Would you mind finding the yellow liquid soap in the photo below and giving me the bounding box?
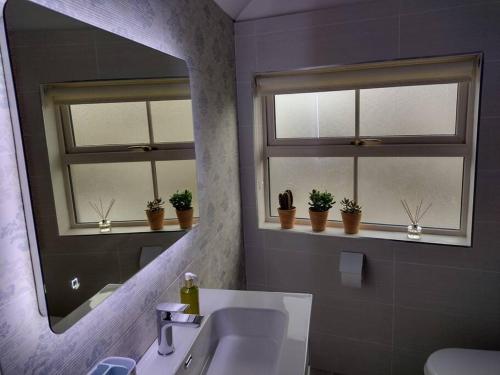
[180,273,200,314]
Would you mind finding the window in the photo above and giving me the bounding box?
[44,79,197,229]
[257,55,481,238]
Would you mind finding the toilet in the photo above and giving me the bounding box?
[425,348,500,375]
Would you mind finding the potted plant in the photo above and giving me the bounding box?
[340,198,362,234]
[146,197,165,230]
[278,189,296,229]
[308,189,335,232]
[169,189,193,230]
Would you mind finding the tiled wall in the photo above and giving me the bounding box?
[0,0,243,374]
[235,1,500,374]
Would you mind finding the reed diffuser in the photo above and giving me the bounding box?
[89,198,115,233]
[401,199,432,240]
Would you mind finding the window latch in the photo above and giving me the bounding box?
[351,138,382,146]
[127,145,155,152]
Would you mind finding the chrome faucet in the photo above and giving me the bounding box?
[156,302,203,356]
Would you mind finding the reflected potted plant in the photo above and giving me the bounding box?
[340,198,362,234]
[308,189,335,232]
[169,189,193,230]
[146,197,165,230]
[278,189,296,229]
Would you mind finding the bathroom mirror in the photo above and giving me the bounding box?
[4,0,198,333]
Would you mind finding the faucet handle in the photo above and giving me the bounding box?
[156,303,189,313]
[156,302,203,326]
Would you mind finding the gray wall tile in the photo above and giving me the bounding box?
[400,3,500,61]
[480,61,500,118]
[237,123,255,169]
[310,332,392,375]
[311,295,393,345]
[235,35,257,82]
[251,0,399,36]
[244,245,266,285]
[394,306,500,353]
[477,117,500,170]
[391,349,429,375]
[475,169,500,222]
[395,262,500,317]
[236,82,255,127]
[256,18,399,72]
[236,1,500,374]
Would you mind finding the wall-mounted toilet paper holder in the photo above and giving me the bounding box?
[339,251,365,288]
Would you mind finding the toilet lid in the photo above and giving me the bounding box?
[425,348,500,375]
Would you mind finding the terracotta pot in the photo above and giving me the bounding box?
[341,211,362,234]
[146,209,165,230]
[176,208,194,230]
[309,209,329,232]
[278,208,296,229]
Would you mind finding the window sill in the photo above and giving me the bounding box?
[259,222,470,247]
[59,224,195,236]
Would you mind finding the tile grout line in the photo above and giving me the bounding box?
[397,5,401,59]
[391,244,396,375]
[308,330,393,348]
[394,259,500,274]
[399,0,500,17]
[251,14,399,38]
[394,303,500,318]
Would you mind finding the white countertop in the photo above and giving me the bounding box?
[137,288,312,375]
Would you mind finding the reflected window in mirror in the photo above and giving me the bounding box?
[43,79,198,234]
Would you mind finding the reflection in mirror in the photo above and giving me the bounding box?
[5,0,198,332]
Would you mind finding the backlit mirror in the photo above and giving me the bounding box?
[5,0,198,332]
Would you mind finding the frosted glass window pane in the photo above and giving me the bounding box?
[71,162,154,222]
[275,93,316,138]
[269,157,354,220]
[150,100,194,143]
[358,157,463,229]
[275,91,355,138]
[156,160,198,219]
[71,102,149,146]
[360,84,458,136]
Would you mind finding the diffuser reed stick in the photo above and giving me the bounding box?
[89,198,115,221]
[401,199,432,225]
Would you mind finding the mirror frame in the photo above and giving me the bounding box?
[0,0,197,320]
[0,2,47,315]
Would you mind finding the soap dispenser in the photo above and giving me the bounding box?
[180,272,200,314]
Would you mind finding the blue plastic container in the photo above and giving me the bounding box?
[87,357,136,375]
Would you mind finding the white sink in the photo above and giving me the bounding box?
[137,289,312,375]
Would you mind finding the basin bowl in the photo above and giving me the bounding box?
[175,307,287,375]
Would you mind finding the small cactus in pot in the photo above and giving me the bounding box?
[278,189,296,229]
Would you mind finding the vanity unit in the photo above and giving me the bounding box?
[138,289,313,375]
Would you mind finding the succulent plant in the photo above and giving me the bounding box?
[340,198,362,214]
[308,189,335,212]
[278,189,295,210]
[146,197,165,213]
[169,190,192,211]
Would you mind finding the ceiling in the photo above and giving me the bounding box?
[213,0,361,21]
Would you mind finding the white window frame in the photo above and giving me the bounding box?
[258,54,482,238]
[45,78,196,229]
